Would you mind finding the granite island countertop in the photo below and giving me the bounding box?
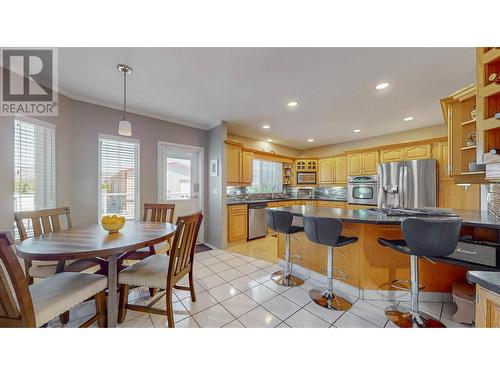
[267,206,500,229]
[467,271,500,294]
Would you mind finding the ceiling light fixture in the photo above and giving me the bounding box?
[266,139,273,142]
[287,101,299,107]
[403,116,414,122]
[375,82,390,90]
[117,64,133,136]
[262,124,271,129]
[353,129,361,133]
[307,139,314,142]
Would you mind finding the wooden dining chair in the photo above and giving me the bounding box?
[14,207,99,284]
[117,211,203,328]
[0,231,108,328]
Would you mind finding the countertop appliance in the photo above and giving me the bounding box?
[297,172,316,185]
[347,175,379,205]
[377,159,436,209]
[248,203,268,240]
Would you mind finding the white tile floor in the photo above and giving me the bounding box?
[50,247,470,328]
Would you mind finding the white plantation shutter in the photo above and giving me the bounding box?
[99,137,139,220]
[14,119,56,238]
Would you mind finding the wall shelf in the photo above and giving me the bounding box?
[461,145,477,150]
[461,119,476,126]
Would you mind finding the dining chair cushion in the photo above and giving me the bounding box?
[119,254,170,289]
[29,272,107,327]
[28,259,79,278]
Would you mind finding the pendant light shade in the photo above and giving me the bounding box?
[118,120,132,136]
[117,64,133,136]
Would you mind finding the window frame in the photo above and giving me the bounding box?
[248,158,283,193]
[13,116,56,238]
[98,134,140,222]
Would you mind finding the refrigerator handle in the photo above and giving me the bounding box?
[403,164,408,208]
[398,166,404,208]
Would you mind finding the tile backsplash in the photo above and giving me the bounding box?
[487,184,500,222]
[227,185,347,201]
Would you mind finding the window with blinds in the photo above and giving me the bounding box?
[14,119,56,238]
[99,137,139,220]
[247,159,282,193]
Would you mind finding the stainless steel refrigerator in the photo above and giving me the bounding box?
[377,159,437,208]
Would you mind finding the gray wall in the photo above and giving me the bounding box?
[0,93,211,236]
[206,123,227,249]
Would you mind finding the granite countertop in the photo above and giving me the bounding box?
[226,197,347,205]
[467,271,500,294]
[267,206,500,229]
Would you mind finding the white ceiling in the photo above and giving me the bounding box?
[57,48,475,149]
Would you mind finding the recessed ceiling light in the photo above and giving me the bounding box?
[262,124,270,129]
[353,129,361,133]
[266,139,273,142]
[375,82,390,90]
[403,116,414,122]
[307,139,314,142]
[287,101,299,107]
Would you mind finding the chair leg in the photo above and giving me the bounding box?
[189,270,196,302]
[95,291,107,328]
[59,311,70,324]
[166,288,175,328]
[24,259,33,284]
[149,288,157,297]
[118,284,129,324]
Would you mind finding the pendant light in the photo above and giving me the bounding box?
[117,64,133,136]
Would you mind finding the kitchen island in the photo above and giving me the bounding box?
[268,205,500,298]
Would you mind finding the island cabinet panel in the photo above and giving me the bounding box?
[227,205,247,242]
[476,286,500,328]
[277,223,467,292]
[277,223,361,288]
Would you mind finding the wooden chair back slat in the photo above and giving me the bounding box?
[0,232,36,327]
[14,207,72,241]
[168,212,203,280]
[142,203,175,224]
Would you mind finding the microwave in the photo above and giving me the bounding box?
[297,172,316,185]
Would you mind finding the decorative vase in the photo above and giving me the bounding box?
[471,105,477,120]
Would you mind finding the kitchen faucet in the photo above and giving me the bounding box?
[271,185,279,199]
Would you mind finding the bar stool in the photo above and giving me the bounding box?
[265,209,304,287]
[303,216,358,310]
[378,217,462,328]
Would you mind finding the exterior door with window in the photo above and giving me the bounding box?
[158,142,204,242]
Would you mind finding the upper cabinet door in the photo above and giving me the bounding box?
[226,144,241,184]
[334,156,347,183]
[241,151,253,183]
[318,158,334,183]
[362,151,379,174]
[405,144,431,160]
[380,147,404,163]
[347,153,363,176]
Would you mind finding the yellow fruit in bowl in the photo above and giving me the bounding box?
[101,215,126,234]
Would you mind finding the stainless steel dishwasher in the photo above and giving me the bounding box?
[248,203,268,240]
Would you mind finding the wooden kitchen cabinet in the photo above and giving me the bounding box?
[226,142,253,185]
[316,200,346,208]
[334,156,347,183]
[226,143,241,185]
[438,180,480,210]
[318,158,334,183]
[475,286,500,328]
[241,150,253,183]
[348,151,379,176]
[379,144,431,163]
[227,204,248,242]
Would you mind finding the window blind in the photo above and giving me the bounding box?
[14,119,56,238]
[99,137,139,220]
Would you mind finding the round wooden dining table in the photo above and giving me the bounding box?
[16,221,177,327]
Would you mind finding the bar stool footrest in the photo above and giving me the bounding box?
[390,279,424,291]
